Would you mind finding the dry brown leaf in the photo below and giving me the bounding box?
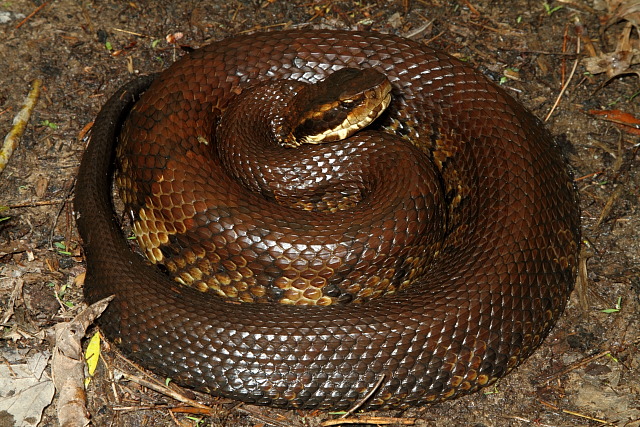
[52,296,113,427]
[603,0,640,33]
[582,1,640,81]
[583,22,640,77]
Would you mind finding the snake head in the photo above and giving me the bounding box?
[281,67,392,147]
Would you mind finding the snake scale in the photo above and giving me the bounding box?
[75,30,580,410]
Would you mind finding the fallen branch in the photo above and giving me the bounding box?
[0,79,43,174]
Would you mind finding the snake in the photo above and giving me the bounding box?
[74,29,580,410]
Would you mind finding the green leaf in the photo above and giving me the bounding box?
[40,120,59,129]
[55,241,72,256]
[601,296,622,314]
[543,2,563,15]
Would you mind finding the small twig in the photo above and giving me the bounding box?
[545,21,581,122]
[167,408,182,425]
[576,249,590,312]
[323,416,415,426]
[423,29,447,45]
[47,182,75,249]
[93,348,121,405]
[594,185,623,230]
[119,372,213,410]
[111,404,190,412]
[574,170,604,182]
[405,19,433,39]
[560,23,571,85]
[537,400,615,425]
[238,22,291,34]
[15,2,48,29]
[499,48,581,56]
[340,374,386,418]
[461,0,480,18]
[538,350,612,385]
[77,121,94,142]
[561,409,612,425]
[112,28,151,38]
[235,406,294,427]
[0,79,42,174]
[5,198,71,209]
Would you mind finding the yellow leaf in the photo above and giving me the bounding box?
[84,331,102,387]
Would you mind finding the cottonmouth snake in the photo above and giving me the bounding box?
[75,29,580,409]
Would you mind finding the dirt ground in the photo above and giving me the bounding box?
[1,0,639,426]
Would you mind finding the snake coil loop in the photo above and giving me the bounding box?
[75,30,580,409]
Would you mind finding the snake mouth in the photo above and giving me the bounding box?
[285,67,393,147]
[300,89,392,144]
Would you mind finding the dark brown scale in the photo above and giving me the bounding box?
[75,30,580,410]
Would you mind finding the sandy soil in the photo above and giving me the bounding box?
[0,1,638,426]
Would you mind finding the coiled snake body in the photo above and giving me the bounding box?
[75,30,580,409]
